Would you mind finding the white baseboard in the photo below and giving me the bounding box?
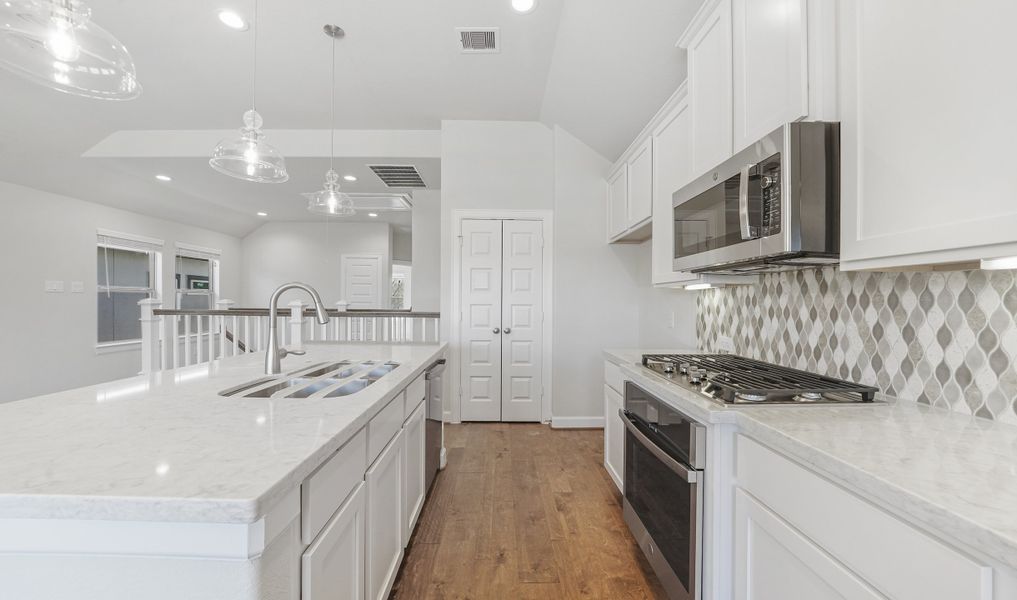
[550,416,605,429]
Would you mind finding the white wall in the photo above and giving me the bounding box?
[633,241,698,349]
[0,180,242,403]
[551,126,645,422]
[240,221,392,307]
[410,190,441,312]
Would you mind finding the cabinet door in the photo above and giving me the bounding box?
[607,165,629,239]
[733,489,885,600]
[603,384,624,493]
[402,400,426,546]
[687,0,733,178]
[651,97,700,285]
[732,0,808,152]
[302,483,366,600]
[840,0,1017,270]
[626,138,653,227]
[366,429,404,600]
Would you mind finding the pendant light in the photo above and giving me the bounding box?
[209,0,288,183]
[0,0,141,100]
[304,24,355,216]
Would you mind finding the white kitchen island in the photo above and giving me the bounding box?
[0,342,446,600]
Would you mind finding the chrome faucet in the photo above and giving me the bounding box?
[265,282,330,375]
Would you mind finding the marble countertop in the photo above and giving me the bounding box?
[605,349,1017,570]
[0,342,446,525]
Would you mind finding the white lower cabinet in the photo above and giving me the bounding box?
[602,364,625,493]
[302,483,367,600]
[734,488,883,600]
[366,428,405,600]
[402,398,426,546]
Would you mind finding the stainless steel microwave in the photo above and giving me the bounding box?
[672,122,840,275]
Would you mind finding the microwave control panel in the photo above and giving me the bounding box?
[758,153,782,237]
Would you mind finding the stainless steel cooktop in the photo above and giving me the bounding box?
[641,354,878,405]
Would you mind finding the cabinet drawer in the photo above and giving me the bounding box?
[604,361,624,394]
[736,435,991,600]
[369,392,405,466]
[302,427,367,546]
[403,374,426,421]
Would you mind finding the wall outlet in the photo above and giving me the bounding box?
[45,280,64,293]
[70,281,85,293]
[717,335,735,353]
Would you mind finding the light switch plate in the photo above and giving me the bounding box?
[70,281,84,293]
[45,280,65,293]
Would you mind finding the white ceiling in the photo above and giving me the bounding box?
[0,0,703,237]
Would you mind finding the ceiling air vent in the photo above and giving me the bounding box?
[368,164,427,188]
[456,27,499,53]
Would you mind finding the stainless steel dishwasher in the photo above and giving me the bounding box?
[424,358,446,491]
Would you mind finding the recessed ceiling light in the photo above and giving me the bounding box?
[511,0,536,13]
[217,10,248,31]
[368,213,378,218]
[343,174,357,182]
[256,211,268,217]
[155,174,172,182]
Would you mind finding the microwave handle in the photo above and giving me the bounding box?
[739,163,755,240]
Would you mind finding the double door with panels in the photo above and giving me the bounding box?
[460,219,543,422]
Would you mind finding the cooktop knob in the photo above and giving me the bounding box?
[689,369,704,385]
[679,362,691,375]
[662,363,675,374]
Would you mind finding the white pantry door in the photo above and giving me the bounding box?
[341,254,384,309]
[500,220,543,422]
[459,219,544,422]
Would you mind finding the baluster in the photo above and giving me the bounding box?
[160,311,172,370]
[183,315,192,366]
[231,315,239,356]
[217,300,234,359]
[254,316,262,352]
[196,314,206,364]
[288,300,305,351]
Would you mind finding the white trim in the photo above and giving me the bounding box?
[676,0,724,49]
[96,228,165,251]
[0,487,299,559]
[95,339,143,354]
[175,242,222,261]
[551,416,605,429]
[449,209,554,424]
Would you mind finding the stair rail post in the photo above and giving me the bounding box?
[289,299,306,351]
[139,297,162,374]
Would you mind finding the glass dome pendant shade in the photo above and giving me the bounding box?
[209,109,289,183]
[304,169,355,216]
[0,0,141,100]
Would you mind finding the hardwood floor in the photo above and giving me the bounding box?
[390,423,667,600]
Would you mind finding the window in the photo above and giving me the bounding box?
[391,264,412,310]
[97,232,162,345]
[175,244,221,334]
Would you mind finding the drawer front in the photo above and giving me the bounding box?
[302,427,368,545]
[736,435,991,600]
[604,361,624,394]
[403,374,426,421]
[369,392,406,465]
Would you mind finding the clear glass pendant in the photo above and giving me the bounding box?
[304,169,356,216]
[209,109,289,184]
[0,0,141,100]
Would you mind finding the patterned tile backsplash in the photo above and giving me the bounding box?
[696,267,1017,423]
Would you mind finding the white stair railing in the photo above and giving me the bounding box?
[139,298,441,374]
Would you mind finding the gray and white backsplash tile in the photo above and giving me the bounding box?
[696,267,1017,423]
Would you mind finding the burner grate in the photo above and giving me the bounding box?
[641,354,878,403]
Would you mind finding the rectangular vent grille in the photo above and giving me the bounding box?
[457,27,499,53]
[369,165,426,188]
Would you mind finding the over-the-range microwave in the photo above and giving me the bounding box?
[672,122,840,275]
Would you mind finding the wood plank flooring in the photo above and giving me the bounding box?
[390,423,666,600]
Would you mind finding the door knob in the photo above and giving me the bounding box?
[504,328,512,334]
[493,328,500,334]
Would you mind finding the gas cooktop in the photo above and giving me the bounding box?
[641,354,878,405]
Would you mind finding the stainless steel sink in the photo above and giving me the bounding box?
[218,360,400,399]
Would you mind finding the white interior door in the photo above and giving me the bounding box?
[459,220,503,421]
[458,219,544,422]
[342,254,384,309]
[500,220,543,422]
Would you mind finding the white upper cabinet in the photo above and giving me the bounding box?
[626,138,653,229]
[839,0,1017,270]
[681,0,733,180]
[651,90,698,285]
[607,165,629,240]
[731,0,808,152]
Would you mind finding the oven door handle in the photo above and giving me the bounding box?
[619,409,698,483]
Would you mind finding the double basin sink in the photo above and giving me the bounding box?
[219,360,400,399]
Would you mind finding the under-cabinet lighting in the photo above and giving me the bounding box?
[217,10,248,31]
[368,212,378,217]
[154,174,172,182]
[256,211,268,217]
[684,283,717,291]
[981,256,1017,270]
[343,175,357,182]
